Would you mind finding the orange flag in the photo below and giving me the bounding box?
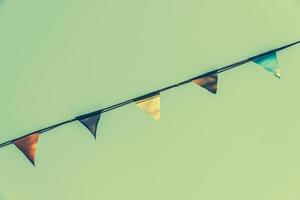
[192,73,218,94]
[14,133,39,166]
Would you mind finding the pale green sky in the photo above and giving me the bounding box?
[0,0,300,200]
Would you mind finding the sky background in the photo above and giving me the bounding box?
[0,0,300,199]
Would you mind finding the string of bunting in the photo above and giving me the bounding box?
[0,41,299,166]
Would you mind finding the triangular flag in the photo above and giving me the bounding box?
[136,93,160,121]
[77,113,101,139]
[13,133,39,166]
[192,73,218,94]
[252,52,281,78]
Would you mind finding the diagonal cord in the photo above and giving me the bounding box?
[0,40,299,149]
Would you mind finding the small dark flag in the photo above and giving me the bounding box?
[192,73,218,94]
[77,112,101,139]
[14,133,39,166]
[252,52,280,78]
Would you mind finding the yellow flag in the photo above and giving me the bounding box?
[136,94,160,121]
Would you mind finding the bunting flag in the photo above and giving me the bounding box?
[0,41,299,167]
[252,52,281,78]
[192,73,218,94]
[77,112,101,139]
[13,133,39,166]
[136,93,160,121]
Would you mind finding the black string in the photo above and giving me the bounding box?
[0,40,299,149]
[0,141,12,148]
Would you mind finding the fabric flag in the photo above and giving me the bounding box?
[252,52,280,78]
[192,73,218,94]
[77,112,101,139]
[136,93,160,121]
[13,133,39,166]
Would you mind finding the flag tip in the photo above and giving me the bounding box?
[31,161,36,167]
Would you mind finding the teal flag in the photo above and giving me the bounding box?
[252,52,280,78]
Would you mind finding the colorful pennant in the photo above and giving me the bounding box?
[192,73,218,94]
[13,133,39,166]
[77,112,101,139]
[0,41,298,166]
[252,52,281,78]
[136,93,160,121]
